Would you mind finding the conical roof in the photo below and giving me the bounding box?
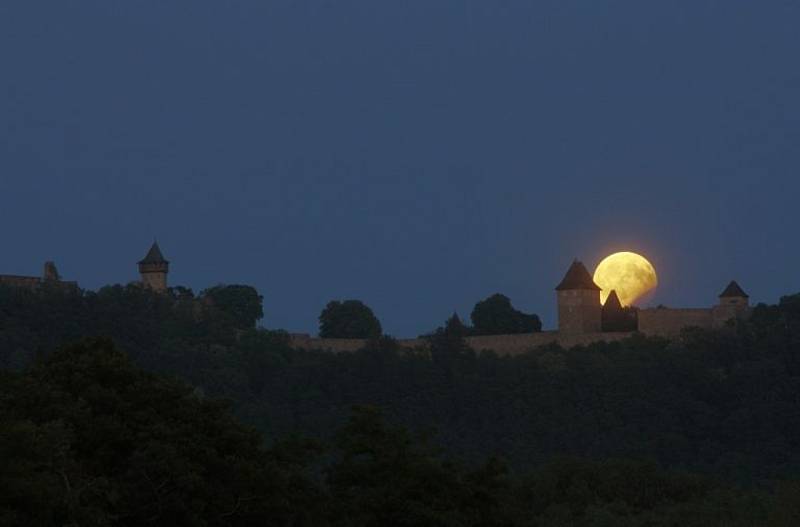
[603,289,622,310]
[138,242,169,265]
[555,260,602,291]
[719,280,748,298]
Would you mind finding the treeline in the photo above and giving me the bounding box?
[320,293,542,338]
[2,338,797,526]
[1,283,800,487]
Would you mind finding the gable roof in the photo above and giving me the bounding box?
[555,260,602,291]
[603,289,622,310]
[138,242,169,265]
[719,280,748,298]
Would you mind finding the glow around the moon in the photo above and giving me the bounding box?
[593,252,658,306]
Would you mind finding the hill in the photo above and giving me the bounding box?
[1,282,800,486]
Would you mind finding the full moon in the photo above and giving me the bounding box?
[593,252,658,306]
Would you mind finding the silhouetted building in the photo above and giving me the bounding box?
[0,261,76,290]
[555,259,602,334]
[601,289,638,332]
[138,242,169,292]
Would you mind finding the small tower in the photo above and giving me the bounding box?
[555,259,602,334]
[138,242,169,292]
[712,280,749,327]
[42,261,61,281]
[601,289,623,331]
[718,280,749,307]
[601,289,638,332]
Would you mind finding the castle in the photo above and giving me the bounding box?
[0,242,170,293]
[0,261,77,290]
[554,259,751,337]
[290,259,752,355]
[2,247,751,355]
[137,242,170,292]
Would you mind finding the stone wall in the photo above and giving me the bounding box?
[711,305,751,329]
[289,331,634,356]
[557,290,602,334]
[0,275,43,290]
[289,334,385,353]
[637,308,713,336]
[141,272,168,292]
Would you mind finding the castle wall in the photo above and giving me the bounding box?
[465,331,632,355]
[289,331,634,356]
[711,305,751,328]
[289,334,384,353]
[0,275,42,290]
[637,308,713,336]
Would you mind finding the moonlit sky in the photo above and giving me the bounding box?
[1,1,799,336]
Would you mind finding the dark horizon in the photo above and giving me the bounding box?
[2,1,799,336]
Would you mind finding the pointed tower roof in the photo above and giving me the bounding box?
[138,242,169,265]
[719,280,748,298]
[603,289,623,310]
[555,260,602,291]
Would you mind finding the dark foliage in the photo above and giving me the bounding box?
[2,341,793,526]
[0,338,323,526]
[202,284,264,329]
[471,293,542,335]
[2,283,800,509]
[319,300,382,339]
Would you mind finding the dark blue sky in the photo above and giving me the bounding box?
[1,1,798,336]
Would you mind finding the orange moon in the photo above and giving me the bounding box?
[593,252,658,306]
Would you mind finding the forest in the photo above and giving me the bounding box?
[1,282,800,525]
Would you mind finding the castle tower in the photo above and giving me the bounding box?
[712,280,749,327]
[42,261,61,281]
[718,280,749,307]
[555,259,602,334]
[601,289,623,331]
[138,242,169,292]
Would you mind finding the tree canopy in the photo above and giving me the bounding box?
[319,300,382,339]
[2,341,791,526]
[2,282,800,525]
[202,284,264,329]
[0,338,319,526]
[470,293,542,335]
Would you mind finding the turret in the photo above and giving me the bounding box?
[555,259,602,334]
[138,242,169,292]
[712,280,749,327]
[601,289,638,332]
[42,261,61,281]
[718,280,749,307]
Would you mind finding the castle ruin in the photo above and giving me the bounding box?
[0,261,77,290]
[1,242,170,293]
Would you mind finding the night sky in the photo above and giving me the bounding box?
[1,1,798,336]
